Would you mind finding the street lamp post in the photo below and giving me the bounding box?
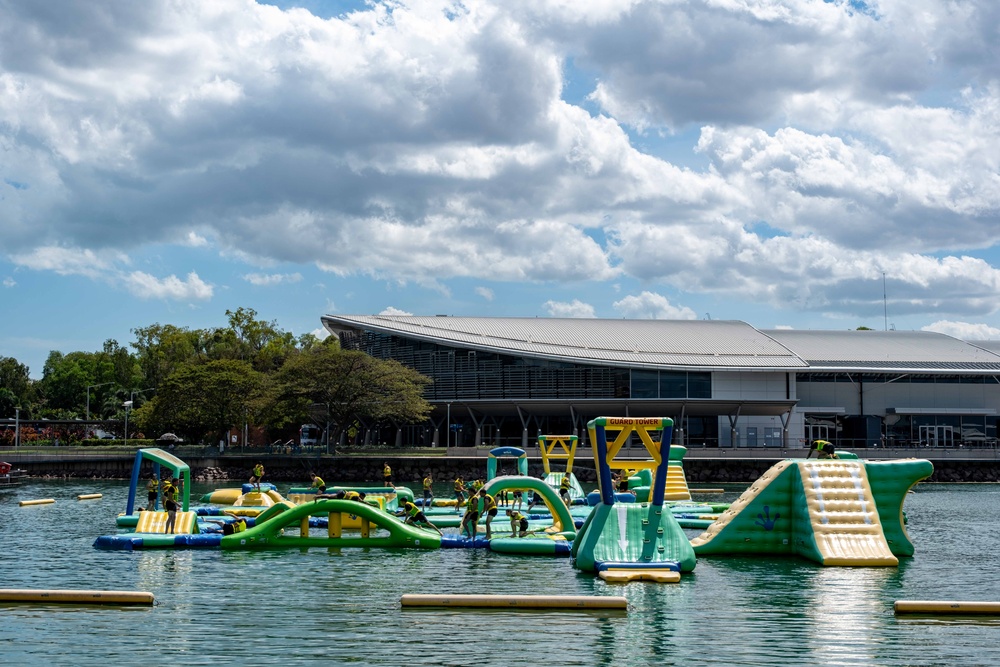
[86,382,114,421]
[123,400,133,448]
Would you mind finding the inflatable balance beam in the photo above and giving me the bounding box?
[0,589,155,605]
[400,594,627,610]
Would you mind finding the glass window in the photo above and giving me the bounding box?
[659,372,687,398]
[632,370,658,398]
[688,372,712,398]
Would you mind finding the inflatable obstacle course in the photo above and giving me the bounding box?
[573,417,696,576]
[689,458,932,566]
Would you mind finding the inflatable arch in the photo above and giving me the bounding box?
[126,448,191,514]
[221,498,441,550]
[487,447,528,479]
[481,476,576,536]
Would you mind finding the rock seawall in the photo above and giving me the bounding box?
[14,456,1000,484]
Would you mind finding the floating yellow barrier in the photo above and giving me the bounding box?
[690,488,725,494]
[894,600,1000,616]
[0,589,155,605]
[400,594,627,610]
[78,493,103,500]
[599,570,681,583]
[19,498,55,506]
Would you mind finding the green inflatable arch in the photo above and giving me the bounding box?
[221,498,441,550]
[481,476,576,537]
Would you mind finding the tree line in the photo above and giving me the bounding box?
[0,307,432,447]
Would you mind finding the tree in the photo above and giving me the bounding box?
[273,342,432,446]
[139,359,264,445]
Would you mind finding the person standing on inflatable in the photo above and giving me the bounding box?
[250,462,264,492]
[422,471,434,507]
[383,462,392,487]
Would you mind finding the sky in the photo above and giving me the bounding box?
[3,0,1000,379]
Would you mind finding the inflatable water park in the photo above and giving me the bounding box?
[93,416,934,583]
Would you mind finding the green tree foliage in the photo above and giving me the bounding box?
[131,323,202,389]
[36,340,142,418]
[138,359,264,445]
[274,341,433,444]
[0,356,31,416]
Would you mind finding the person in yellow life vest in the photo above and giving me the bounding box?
[146,474,159,510]
[559,474,572,507]
[808,440,838,459]
[309,472,326,494]
[480,491,498,539]
[163,477,180,534]
[343,490,366,502]
[506,509,529,537]
[422,472,434,508]
[249,462,264,492]
[460,490,480,539]
[399,500,443,535]
[454,477,466,510]
[383,462,392,487]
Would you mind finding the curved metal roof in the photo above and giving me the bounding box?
[762,329,1000,372]
[323,315,808,370]
[322,315,1000,373]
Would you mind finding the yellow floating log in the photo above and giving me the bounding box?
[690,488,726,494]
[400,594,627,610]
[78,493,103,500]
[0,589,155,605]
[895,600,1000,616]
[19,498,55,506]
[599,570,681,584]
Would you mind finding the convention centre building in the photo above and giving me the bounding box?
[321,315,1000,452]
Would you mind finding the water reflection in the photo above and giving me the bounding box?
[5,480,1000,666]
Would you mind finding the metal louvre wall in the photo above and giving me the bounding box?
[343,331,623,400]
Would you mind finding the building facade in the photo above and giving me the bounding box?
[322,315,1000,451]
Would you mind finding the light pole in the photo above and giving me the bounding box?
[86,382,114,421]
[14,406,20,451]
[123,400,133,448]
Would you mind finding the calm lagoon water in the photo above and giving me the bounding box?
[3,479,1000,666]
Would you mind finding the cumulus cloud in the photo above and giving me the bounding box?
[242,272,303,286]
[613,291,697,320]
[310,326,330,340]
[475,286,494,301]
[3,277,15,288]
[125,271,213,301]
[923,320,1000,341]
[1,0,1000,329]
[380,306,413,316]
[544,299,596,318]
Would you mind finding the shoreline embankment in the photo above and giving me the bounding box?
[7,454,1000,484]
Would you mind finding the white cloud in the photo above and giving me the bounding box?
[544,299,595,318]
[923,320,1000,341]
[242,272,303,286]
[475,286,494,301]
[380,306,413,316]
[310,327,330,340]
[10,246,121,280]
[183,232,210,247]
[612,292,697,320]
[125,271,213,301]
[3,277,15,288]
[2,0,1000,330]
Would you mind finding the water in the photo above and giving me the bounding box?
[3,479,1000,666]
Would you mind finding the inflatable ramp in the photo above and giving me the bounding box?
[136,510,198,535]
[572,501,696,572]
[690,458,932,566]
